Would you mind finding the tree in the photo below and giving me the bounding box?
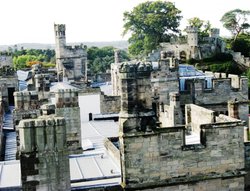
[123,1,182,56]
[187,17,211,37]
[87,46,130,74]
[220,9,250,40]
[231,33,250,57]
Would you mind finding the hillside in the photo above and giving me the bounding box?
[0,41,128,51]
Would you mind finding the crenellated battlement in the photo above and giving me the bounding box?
[19,116,66,153]
[54,89,82,154]
[14,91,39,110]
[18,115,71,190]
[120,103,246,189]
[54,89,79,108]
[181,74,248,98]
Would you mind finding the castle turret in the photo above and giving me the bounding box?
[54,24,66,58]
[186,26,198,47]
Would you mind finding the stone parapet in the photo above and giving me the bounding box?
[18,116,70,191]
[14,91,39,110]
[55,89,79,108]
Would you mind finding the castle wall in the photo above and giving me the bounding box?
[120,117,245,190]
[19,116,70,191]
[185,104,215,134]
[118,61,246,190]
[245,142,250,189]
[180,75,249,123]
[54,89,82,154]
[100,93,120,114]
[0,76,18,109]
[140,177,244,191]
[151,52,179,106]
[13,91,41,126]
[159,92,183,127]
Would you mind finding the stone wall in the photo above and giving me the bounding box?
[120,120,245,190]
[245,142,250,189]
[230,51,250,68]
[54,89,82,154]
[19,116,70,191]
[100,92,120,114]
[0,76,18,109]
[151,51,179,106]
[141,177,244,191]
[13,91,41,126]
[180,75,249,123]
[118,60,246,190]
[104,137,120,164]
[185,104,215,134]
[159,92,183,127]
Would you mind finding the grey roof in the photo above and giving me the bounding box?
[0,160,21,189]
[81,120,119,153]
[70,153,120,182]
[50,82,80,92]
[17,70,32,81]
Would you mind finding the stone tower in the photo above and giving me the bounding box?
[186,26,198,47]
[54,24,87,81]
[19,116,70,191]
[119,62,156,188]
[186,26,199,59]
[54,24,66,56]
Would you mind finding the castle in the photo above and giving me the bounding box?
[147,26,225,62]
[0,24,248,190]
[54,24,87,82]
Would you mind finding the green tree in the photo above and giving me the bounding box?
[87,46,130,74]
[187,17,211,37]
[231,33,250,57]
[220,9,250,40]
[123,1,182,56]
[12,49,56,70]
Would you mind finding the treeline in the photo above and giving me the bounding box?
[1,46,130,74]
[12,49,56,70]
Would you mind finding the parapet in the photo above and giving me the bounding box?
[19,116,66,153]
[54,89,79,108]
[14,91,39,110]
[54,24,65,37]
[119,62,152,78]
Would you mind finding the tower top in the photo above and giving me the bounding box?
[54,24,66,38]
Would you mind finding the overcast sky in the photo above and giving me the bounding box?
[0,0,249,45]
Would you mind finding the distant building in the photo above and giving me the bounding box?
[54,24,87,82]
[148,26,225,62]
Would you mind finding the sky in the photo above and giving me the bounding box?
[0,0,249,45]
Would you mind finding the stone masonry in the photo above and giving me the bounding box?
[118,62,246,190]
[54,24,87,81]
[18,116,70,191]
[54,89,82,154]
